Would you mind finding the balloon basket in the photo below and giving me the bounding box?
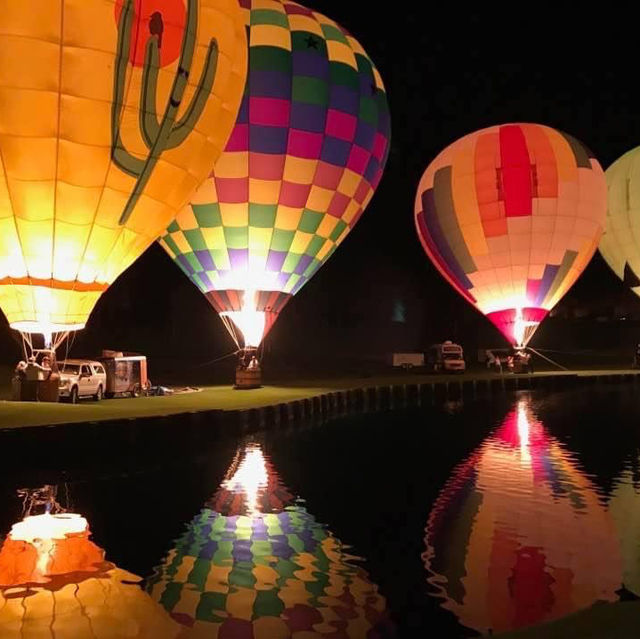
[234,367,262,390]
[12,378,60,402]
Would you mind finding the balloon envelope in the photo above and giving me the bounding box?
[414,124,606,346]
[159,0,391,348]
[599,146,640,296]
[0,0,247,337]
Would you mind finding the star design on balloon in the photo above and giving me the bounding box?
[305,35,319,49]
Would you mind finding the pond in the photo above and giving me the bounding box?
[1,385,640,638]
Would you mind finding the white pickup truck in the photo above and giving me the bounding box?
[58,360,107,403]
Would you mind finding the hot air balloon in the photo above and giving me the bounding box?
[0,0,247,352]
[599,146,640,296]
[0,487,184,638]
[158,0,391,381]
[414,124,606,348]
[148,442,395,638]
[423,399,622,635]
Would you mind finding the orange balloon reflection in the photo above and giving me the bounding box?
[0,503,183,638]
[424,398,622,635]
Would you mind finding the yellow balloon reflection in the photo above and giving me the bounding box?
[424,398,622,635]
[148,443,393,638]
[609,461,640,597]
[0,499,183,638]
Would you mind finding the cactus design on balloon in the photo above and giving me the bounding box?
[111,0,219,225]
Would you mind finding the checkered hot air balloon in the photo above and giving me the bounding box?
[159,0,391,354]
[148,443,395,638]
[414,124,606,348]
[599,147,640,296]
[423,399,622,635]
[0,0,247,351]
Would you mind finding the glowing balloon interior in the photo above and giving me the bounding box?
[599,146,640,297]
[0,0,247,347]
[415,124,606,347]
[159,0,391,350]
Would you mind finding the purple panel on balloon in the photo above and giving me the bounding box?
[249,70,291,99]
[228,249,249,270]
[355,120,375,149]
[295,254,313,275]
[321,136,351,166]
[196,250,215,271]
[249,125,288,154]
[267,250,287,271]
[177,255,194,275]
[290,102,326,133]
[329,85,359,115]
[292,50,329,79]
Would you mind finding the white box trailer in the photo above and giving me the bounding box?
[391,352,425,368]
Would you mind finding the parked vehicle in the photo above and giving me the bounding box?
[391,352,425,369]
[99,351,150,398]
[427,341,466,373]
[58,360,107,403]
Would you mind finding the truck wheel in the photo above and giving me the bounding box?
[70,386,79,404]
[105,391,114,399]
[94,385,103,401]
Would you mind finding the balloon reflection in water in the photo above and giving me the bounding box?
[423,399,621,635]
[609,459,640,597]
[149,443,394,638]
[0,503,182,638]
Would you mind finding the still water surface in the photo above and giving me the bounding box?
[2,387,640,637]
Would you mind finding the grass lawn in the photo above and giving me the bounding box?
[0,368,637,430]
[0,384,334,430]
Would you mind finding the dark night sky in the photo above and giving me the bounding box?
[2,5,640,370]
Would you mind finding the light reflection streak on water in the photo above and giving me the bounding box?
[220,444,269,517]
[424,395,622,635]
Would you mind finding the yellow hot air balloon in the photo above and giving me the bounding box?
[0,0,247,350]
[599,146,640,295]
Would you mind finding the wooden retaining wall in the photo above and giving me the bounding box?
[0,371,637,483]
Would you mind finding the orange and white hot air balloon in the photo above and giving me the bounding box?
[414,124,606,347]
